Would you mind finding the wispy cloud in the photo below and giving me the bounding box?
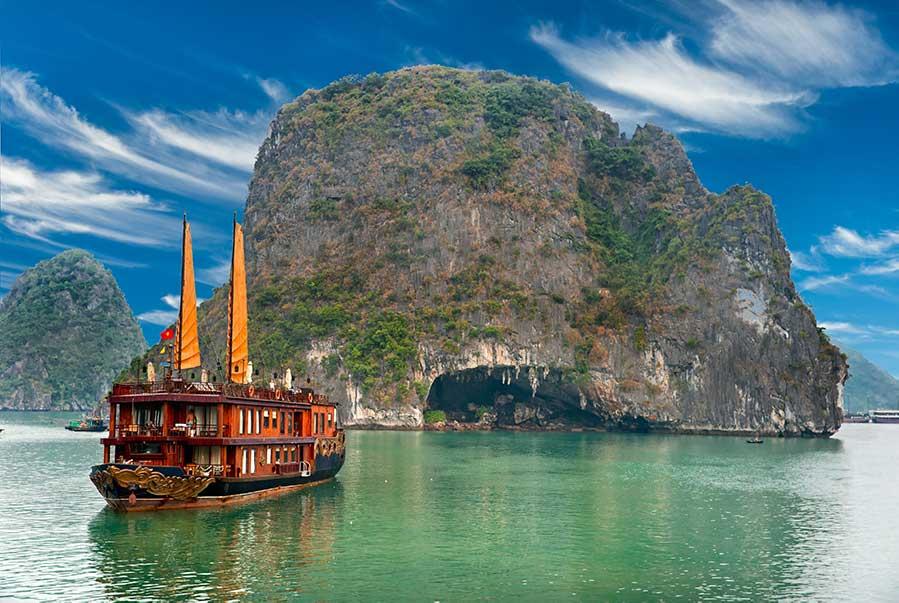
[860,258,899,276]
[819,321,899,341]
[1,157,179,247]
[799,273,850,291]
[136,309,178,326]
[818,226,899,258]
[256,77,291,104]
[197,259,231,286]
[710,0,898,88]
[384,0,415,15]
[137,292,204,326]
[531,0,897,137]
[789,248,825,272]
[530,24,811,137]
[127,108,265,171]
[819,321,866,335]
[1,67,266,201]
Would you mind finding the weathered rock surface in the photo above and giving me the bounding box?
[0,250,146,410]
[191,66,845,436]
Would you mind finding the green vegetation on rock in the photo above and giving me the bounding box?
[0,250,146,410]
[130,66,846,435]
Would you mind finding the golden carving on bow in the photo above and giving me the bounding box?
[315,432,346,458]
[103,466,214,500]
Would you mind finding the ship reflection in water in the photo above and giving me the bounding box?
[88,483,342,600]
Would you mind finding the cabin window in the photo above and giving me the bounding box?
[242,449,248,474]
[275,449,281,463]
[313,413,318,434]
[279,412,285,434]
[250,448,256,473]
[256,410,261,434]
[290,448,296,462]
[246,408,253,434]
[266,447,272,464]
[239,409,245,434]
[287,414,293,434]
[263,410,270,429]
[272,412,278,430]
[328,412,333,429]
[130,442,162,455]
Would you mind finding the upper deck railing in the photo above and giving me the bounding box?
[111,380,331,406]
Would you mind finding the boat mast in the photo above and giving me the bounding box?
[226,213,249,384]
[176,213,201,377]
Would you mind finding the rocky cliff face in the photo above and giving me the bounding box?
[0,250,146,410]
[194,66,846,435]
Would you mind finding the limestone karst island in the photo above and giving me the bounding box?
[2,2,899,600]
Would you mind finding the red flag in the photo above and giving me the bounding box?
[160,328,175,341]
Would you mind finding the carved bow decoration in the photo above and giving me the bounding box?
[95,466,214,500]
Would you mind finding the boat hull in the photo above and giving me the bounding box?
[90,453,344,512]
[872,416,899,424]
[66,426,106,432]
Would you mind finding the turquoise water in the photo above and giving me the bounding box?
[1,412,898,601]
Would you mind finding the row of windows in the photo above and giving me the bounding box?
[313,411,333,434]
[237,408,295,435]
[240,445,299,475]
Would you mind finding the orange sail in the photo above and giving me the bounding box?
[176,217,201,370]
[226,218,249,383]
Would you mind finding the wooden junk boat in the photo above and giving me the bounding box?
[91,217,345,511]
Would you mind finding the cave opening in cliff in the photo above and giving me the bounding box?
[425,366,603,429]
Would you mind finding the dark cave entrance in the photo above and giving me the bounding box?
[425,366,605,429]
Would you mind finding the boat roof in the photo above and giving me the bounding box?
[110,381,336,408]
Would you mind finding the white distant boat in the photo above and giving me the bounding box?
[871,409,899,424]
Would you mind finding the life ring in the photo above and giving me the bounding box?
[247,385,255,397]
[275,389,283,400]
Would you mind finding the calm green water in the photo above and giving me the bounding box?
[1,412,898,601]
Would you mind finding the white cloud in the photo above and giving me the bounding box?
[860,258,899,276]
[710,0,898,88]
[799,273,849,291]
[198,260,231,286]
[530,24,811,137]
[819,321,865,335]
[789,248,825,272]
[1,68,265,201]
[162,294,181,309]
[818,226,899,258]
[128,108,265,171]
[136,309,178,326]
[819,321,899,340]
[160,293,204,308]
[531,0,897,137]
[138,293,204,326]
[256,77,291,104]
[1,157,179,247]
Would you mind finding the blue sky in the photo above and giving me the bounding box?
[2,0,899,374]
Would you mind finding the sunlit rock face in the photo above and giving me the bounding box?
[193,66,845,436]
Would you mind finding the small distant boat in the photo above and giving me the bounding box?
[746,435,763,444]
[843,414,870,423]
[871,409,899,424]
[66,416,107,432]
